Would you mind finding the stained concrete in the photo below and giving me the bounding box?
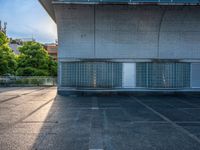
[54,5,200,60]
[1,87,200,149]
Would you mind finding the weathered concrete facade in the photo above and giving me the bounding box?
[40,0,200,93]
[55,5,200,60]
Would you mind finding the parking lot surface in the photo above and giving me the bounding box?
[1,87,200,150]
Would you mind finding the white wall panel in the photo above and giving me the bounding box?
[122,63,136,88]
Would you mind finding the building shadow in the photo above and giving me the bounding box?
[30,94,93,150]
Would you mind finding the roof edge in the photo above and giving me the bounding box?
[52,1,200,5]
[39,0,56,22]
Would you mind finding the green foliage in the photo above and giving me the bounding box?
[0,31,17,75]
[18,42,49,69]
[0,31,9,46]
[15,77,44,85]
[16,67,49,76]
[17,41,57,76]
[0,33,57,77]
[48,56,57,76]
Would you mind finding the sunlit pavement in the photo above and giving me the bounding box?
[1,88,200,149]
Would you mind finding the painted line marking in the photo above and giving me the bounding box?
[91,107,99,110]
[89,97,104,150]
[132,96,200,144]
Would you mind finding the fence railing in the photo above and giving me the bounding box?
[0,76,57,87]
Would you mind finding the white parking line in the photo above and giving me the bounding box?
[132,96,200,144]
[89,97,104,150]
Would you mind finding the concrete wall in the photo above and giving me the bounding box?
[159,7,200,59]
[54,5,200,60]
[55,5,95,58]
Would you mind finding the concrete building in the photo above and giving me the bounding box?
[9,43,20,55]
[39,0,200,94]
[0,21,7,35]
[44,43,58,61]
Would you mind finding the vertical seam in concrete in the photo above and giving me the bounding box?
[157,8,167,59]
[94,5,96,58]
[132,96,200,144]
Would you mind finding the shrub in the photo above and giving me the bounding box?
[16,67,49,76]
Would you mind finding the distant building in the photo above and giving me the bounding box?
[9,38,36,55]
[9,43,20,55]
[44,43,58,61]
[9,39,22,55]
[0,21,7,35]
[20,38,36,42]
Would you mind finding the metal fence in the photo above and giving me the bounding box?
[0,76,57,87]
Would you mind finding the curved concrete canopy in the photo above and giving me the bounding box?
[39,0,56,22]
[39,0,200,22]
[54,5,200,60]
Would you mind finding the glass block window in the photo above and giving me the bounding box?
[136,62,190,88]
[61,62,122,88]
[136,63,147,87]
[61,62,94,87]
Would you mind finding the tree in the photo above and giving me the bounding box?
[0,31,17,75]
[48,56,57,76]
[17,41,57,76]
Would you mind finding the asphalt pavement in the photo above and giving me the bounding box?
[1,87,200,150]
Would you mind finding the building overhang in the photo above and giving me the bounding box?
[39,0,200,23]
[39,0,56,22]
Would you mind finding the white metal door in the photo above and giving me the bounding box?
[122,63,136,88]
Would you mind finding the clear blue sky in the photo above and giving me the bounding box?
[0,0,57,43]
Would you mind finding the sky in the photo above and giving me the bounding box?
[0,0,57,43]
